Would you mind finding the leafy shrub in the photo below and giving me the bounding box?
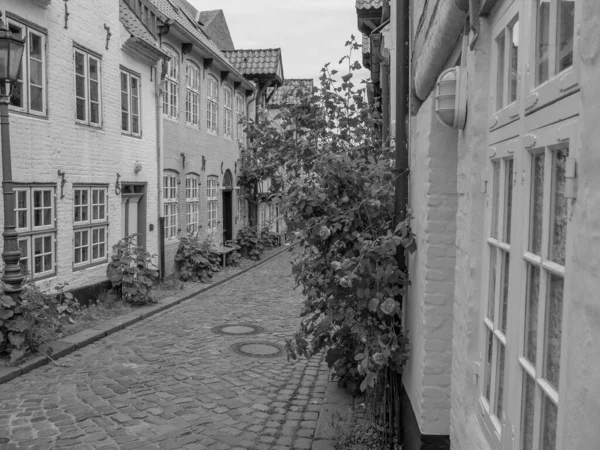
[236,226,265,260]
[260,226,280,248]
[106,235,158,305]
[224,240,242,267]
[174,235,222,282]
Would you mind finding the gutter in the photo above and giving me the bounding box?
[412,0,468,101]
[156,60,166,279]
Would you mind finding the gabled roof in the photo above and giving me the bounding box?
[223,49,284,86]
[356,0,383,10]
[145,0,254,90]
[269,79,314,107]
[198,10,235,51]
[120,0,168,63]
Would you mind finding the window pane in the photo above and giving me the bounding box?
[18,240,28,275]
[43,190,51,206]
[530,152,544,254]
[43,208,51,226]
[484,328,493,403]
[499,250,509,334]
[525,264,540,364]
[75,52,85,76]
[541,395,558,450]
[77,98,86,121]
[544,274,563,389]
[550,148,568,265]
[488,246,497,321]
[520,373,536,450]
[491,161,500,239]
[30,59,42,86]
[557,0,575,73]
[89,58,98,81]
[504,159,514,244]
[90,102,100,124]
[30,85,43,112]
[496,32,505,110]
[494,342,505,419]
[508,18,519,103]
[536,0,551,85]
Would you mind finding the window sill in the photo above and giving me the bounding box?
[185,122,200,129]
[164,115,179,123]
[207,130,218,136]
[73,258,108,272]
[121,132,143,139]
[28,271,57,282]
[8,108,48,120]
[75,121,104,131]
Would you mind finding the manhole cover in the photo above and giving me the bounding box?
[211,324,265,336]
[231,341,285,358]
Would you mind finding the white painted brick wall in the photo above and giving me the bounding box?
[1,1,159,291]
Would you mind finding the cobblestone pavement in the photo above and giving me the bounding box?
[0,250,331,450]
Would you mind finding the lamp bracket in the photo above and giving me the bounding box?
[115,173,121,195]
[57,170,67,199]
[104,24,112,50]
[64,0,70,29]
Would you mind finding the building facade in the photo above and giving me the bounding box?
[360,0,598,449]
[1,0,165,291]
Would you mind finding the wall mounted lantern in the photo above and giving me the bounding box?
[434,66,467,129]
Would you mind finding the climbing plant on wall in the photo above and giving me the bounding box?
[239,37,414,396]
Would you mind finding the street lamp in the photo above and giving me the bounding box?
[0,12,26,300]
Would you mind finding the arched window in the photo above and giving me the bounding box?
[224,86,233,138]
[185,62,201,125]
[185,174,200,233]
[163,171,178,238]
[207,75,218,133]
[162,46,179,119]
[206,176,218,230]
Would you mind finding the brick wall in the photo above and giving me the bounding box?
[1,1,159,291]
[404,95,458,436]
[160,35,248,276]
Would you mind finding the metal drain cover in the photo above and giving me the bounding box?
[211,324,265,336]
[231,341,285,358]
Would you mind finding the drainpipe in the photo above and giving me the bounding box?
[156,60,166,279]
[394,0,409,274]
[413,0,468,101]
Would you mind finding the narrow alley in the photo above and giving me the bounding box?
[0,251,331,450]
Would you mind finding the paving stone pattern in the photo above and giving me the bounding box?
[0,251,330,450]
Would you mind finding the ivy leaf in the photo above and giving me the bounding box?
[8,331,25,347]
[367,298,379,312]
[354,353,365,361]
[0,309,14,320]
[10,348,26,364]
[0,295,16,308]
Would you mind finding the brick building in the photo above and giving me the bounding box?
[359,0,598,449]
[1,0,166,290]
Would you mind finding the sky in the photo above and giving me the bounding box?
[188,0,371,87]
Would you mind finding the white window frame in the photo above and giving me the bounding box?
[524,0,581,114]
[224,86,233,138]
[163,47,179,120]
[15,186,56,279]
[236,94,245,140]
[73,186,109,268]
[185,174,200,234]
[207,75,218,133]
[7,18,46,116]
[185,62,201,126]
[121,69,141,136]
[163,172,178,239]
[206,176,218,230]
[74,48,102,126]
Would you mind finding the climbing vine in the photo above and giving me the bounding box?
[240,37,414,393]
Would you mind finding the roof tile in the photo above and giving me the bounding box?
[356,0,383,10]
[223,48,283,82]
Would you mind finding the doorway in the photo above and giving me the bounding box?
[121,183,147,248]
[222,170,233,243]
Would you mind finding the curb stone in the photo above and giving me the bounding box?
[312,375,354,449]
[0,244,295,385]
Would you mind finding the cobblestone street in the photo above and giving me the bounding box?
[0,251,331,450]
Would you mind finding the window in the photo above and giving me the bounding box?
[163,172,178,239]
[236,94,245,140]
[185,63,200,125]
[526,0,579,113]
[7,19,46,116]
[73,186,108,267]
[15,186,56,278]
[207,75,218,133]
[121,70,141,136]
[74,48,101,126]
[224,86,233,138]
[207,176,218,230]
[163,47,179,119]
[185,175,199,234]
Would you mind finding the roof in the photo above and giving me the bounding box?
[269,79,314,107]
[146,0,253,89]
[120,1,168,62]
[199,10,220,26]
[198,10,235,51]
[356,0,383,10]
[223,49,284,85]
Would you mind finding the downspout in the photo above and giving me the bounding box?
[394,0,409,275]
[413,0,468,101]
[156,60,166,279]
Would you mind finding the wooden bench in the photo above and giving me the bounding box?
[215,246,236,269]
